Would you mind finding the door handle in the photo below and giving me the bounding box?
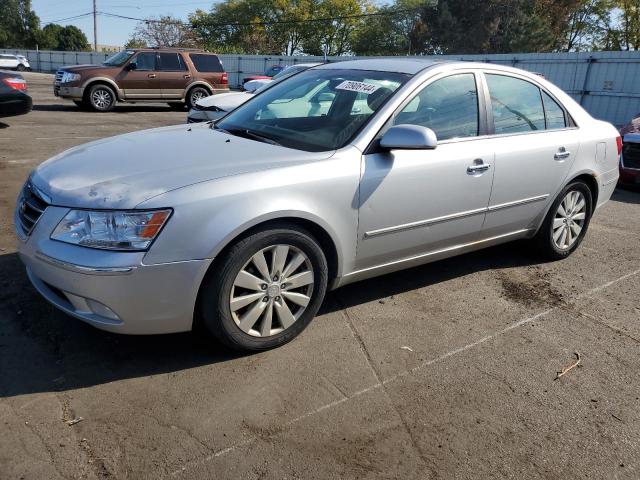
[467,159,491,174]
[554,147,571,160]
[183,74,191,79]
[148,73,156,79]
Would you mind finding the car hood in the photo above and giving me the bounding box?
[31,123,333,209]
[60,64,114,73]
[196,91,253,111]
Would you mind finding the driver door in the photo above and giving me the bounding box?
[356,72,495,271]
[118,52,160,99]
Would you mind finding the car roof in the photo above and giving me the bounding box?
[316,58,447,74]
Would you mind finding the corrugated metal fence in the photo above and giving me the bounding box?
[2,48,639,126]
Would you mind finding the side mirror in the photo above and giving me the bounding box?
[380,124,438,150]
[125,62,137,71]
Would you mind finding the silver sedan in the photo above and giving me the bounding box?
[15,59,621,351]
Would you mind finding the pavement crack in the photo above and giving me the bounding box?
[336,296,439,479]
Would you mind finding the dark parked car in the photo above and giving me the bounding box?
[619,114,640,187]
[0,71,32,117]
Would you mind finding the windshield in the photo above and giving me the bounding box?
[216,69,409,152]
[103,50,135,66]
[272,65,305,81]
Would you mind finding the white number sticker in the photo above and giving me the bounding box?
[335,80,380,95]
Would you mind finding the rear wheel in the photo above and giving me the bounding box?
[534,181,593,260]
[87,84,116,112]
[16,64,26,71]
[186,86,210,109]
[199,224,328,351]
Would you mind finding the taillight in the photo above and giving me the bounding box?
[2,77,27,91]
[616,136,623,156]
[221,72,228,85]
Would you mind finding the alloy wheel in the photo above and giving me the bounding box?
[229,244,314,337]
[92,88,113,110]
[191,89,207,105]
[552,190,587,250]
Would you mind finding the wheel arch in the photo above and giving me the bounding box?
[185,81,213,97]
[82,78,122,101]
[207,214,341,284]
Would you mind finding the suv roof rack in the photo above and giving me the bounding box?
[145,47,207,52]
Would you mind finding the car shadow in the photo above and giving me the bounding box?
[0,122,9,129]
[0,241,542,398]
[32,104,181,113]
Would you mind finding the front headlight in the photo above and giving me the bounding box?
[61,72,81,84]
[51,209,171,251]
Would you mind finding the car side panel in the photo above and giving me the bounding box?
[137,147,362,278]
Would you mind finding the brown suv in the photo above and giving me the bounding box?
[54,48,229,112]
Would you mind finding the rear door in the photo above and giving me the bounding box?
[481,72,580,236]
[0,55,17,69]
[118,52,160,99]
[156,52,191,99]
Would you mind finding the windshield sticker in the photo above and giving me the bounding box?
[335,80,380,95]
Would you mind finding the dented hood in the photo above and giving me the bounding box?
[31,123,331,209]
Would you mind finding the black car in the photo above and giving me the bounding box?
[0,71,32,117]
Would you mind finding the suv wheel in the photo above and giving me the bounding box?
[534,181,593,260]
[16,64,26,71]
[186,86,210,109]
[199,224,328,351]
[88,84,116,112]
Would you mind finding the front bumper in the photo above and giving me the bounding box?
[54,84,83,99]
[16,205,212,334]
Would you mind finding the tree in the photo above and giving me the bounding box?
[617,0,640,50]
[124,37,147,49]
[300,0,367,56]
[57,26,89,51]
[0,0,40,48]
[352,0,429,55]
[128,15,196,48]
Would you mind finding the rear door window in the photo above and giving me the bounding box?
[542,91,567,129]
[486,74,545,134]
[189,54,224,73]
[157,53,187,71]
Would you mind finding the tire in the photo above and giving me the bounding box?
[199,223,329,351]
[533,180,593,260]
[167,102,186,110]
[87,84,116,112]
[16,64,25,71]
[186,86,210,109]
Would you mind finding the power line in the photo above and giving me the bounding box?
[42,12,95,24]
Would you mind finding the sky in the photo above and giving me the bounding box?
[32,0,220,47]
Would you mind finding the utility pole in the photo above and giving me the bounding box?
[93,0,98,52]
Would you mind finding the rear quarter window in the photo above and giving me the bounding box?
[189,54,224,73]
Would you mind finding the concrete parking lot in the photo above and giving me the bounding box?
[1,72,639,479]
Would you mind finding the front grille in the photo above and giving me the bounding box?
[17,182,49,236]
[622,142,640,170]
[54,70,64,85]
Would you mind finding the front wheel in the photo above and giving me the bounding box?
[533,181,593,260]
[87,84,116,112]
[16,64,26,71]
[199,224,328,351]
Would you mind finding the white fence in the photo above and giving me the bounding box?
[2,48,640,126]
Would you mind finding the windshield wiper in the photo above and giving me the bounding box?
[221,128,282,146]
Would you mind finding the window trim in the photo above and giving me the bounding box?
[479,70,578,138]
[365,70,487,154]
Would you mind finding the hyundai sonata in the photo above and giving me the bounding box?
[16,59,621,351]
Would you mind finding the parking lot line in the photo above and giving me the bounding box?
[170,266,640,478]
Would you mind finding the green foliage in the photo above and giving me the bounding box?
[0,0,40,48]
